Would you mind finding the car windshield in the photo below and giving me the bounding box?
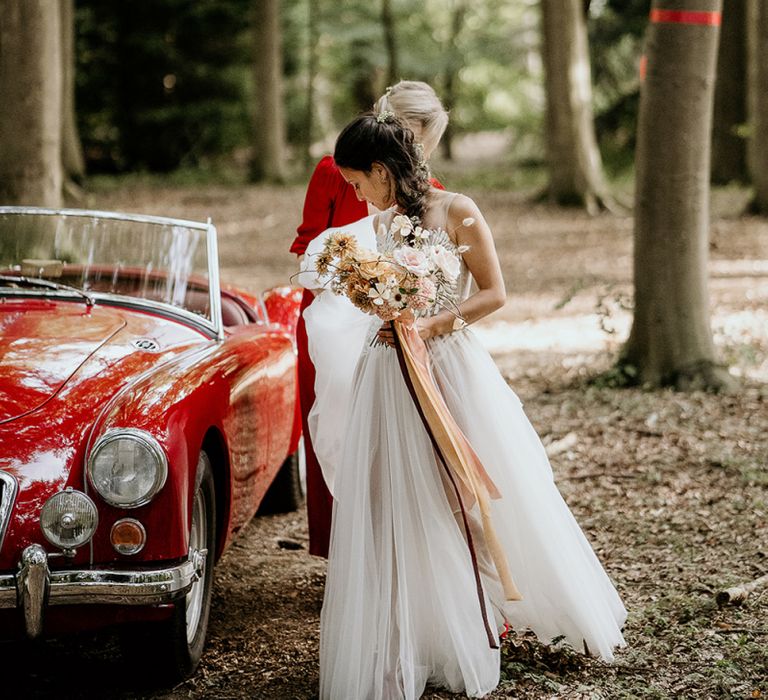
[0,208,218,329]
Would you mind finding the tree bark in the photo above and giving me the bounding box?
[381,0,398,87]
[711,0,747,184]
[620,0,735,391]
[251,0,287,183]
[0,0,62,206]
[748,0,768,211]
[540,0,614,213]
[304,0,318,170]
[60,0,85,182]
[716,573,768,607]
[441,1,468,161]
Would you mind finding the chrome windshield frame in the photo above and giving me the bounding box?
[0,206,224,340]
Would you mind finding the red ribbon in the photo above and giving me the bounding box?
[649,9,721,26]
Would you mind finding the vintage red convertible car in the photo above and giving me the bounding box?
[0,207,303,679]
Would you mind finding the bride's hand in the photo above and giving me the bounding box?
[376,312,417,346]
[414,317,436,340]
[376,322,395,346]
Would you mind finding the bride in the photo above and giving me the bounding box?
[302,113,627,699]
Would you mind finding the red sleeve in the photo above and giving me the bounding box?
[291,156,339,255]
[429,177,445,191]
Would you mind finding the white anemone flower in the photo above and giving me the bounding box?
[391,214,413,238]
[367,281,393,305]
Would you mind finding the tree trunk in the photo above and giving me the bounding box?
[251,0,287,183]
[304,0,318,170]
[381,0,398,87]
[540,0,614,213]
[60,0,85,182]
[0,0,62,206]
[711,0,747,184]
[748,0,768,211]
[441,1,468,161]
[620,0,735,391]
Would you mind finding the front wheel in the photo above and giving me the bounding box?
[121,451,216,682]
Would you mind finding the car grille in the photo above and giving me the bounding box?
[0,472,17,551]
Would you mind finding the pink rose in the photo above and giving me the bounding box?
[429,245,460,282]
[394,246,430,277]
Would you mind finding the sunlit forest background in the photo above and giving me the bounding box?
[72,0,644,182]
[1,1,767,698]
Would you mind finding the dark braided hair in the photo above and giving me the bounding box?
[333,113,431,221]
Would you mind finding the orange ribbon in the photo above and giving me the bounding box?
[392,321,522,609]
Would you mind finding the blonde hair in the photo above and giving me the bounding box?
[373,80,448,159]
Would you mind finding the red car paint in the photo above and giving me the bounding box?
[0,282,301,632]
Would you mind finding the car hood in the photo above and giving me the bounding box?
[0,300,206,424]
[0,302,128,422]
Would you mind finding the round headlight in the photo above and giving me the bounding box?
[40,488,98,550]
[88,429,168,508]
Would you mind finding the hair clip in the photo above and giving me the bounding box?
[376,110,395,123]
[414,142,427,168]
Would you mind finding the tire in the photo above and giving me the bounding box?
[258,440,306,515]
[121,451,216,683]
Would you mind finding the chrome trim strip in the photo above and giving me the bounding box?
[44,558,197,606]
[0,206,209,231]
[206,220,224,341]
[92,294,218,338]
[0,548,201,639]
[0,471,18,551]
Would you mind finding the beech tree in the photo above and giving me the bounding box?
[251,0,287,182]
[540,0,614,213]
[711,0,747,184]
[0,0,63,206]
[620,0,734,391]
[61,0,85,184]
[440,1,468,161]
[381,0,398,87]
[747,0,768,212]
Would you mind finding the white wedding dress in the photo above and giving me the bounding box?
[300,209,626,700]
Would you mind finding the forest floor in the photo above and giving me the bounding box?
[9,169,768,699]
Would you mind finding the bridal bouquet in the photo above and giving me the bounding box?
[314,215,465,322]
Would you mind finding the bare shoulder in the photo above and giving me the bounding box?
[443,193,487,241]
[446,193,482,221]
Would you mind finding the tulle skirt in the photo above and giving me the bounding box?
[319,327,627,700]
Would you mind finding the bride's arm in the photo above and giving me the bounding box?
[417,194,506,339]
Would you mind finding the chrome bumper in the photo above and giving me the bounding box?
[0,544,205,638]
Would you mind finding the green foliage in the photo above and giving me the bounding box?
[589,0,649,174]
[72,0,647,175]
[76,0,252,172]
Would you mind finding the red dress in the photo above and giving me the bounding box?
[292,156,367,557]
[292,155,444,558]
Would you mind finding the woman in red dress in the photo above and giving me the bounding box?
[291,80,449,557]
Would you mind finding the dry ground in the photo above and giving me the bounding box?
[9,173,767,699]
